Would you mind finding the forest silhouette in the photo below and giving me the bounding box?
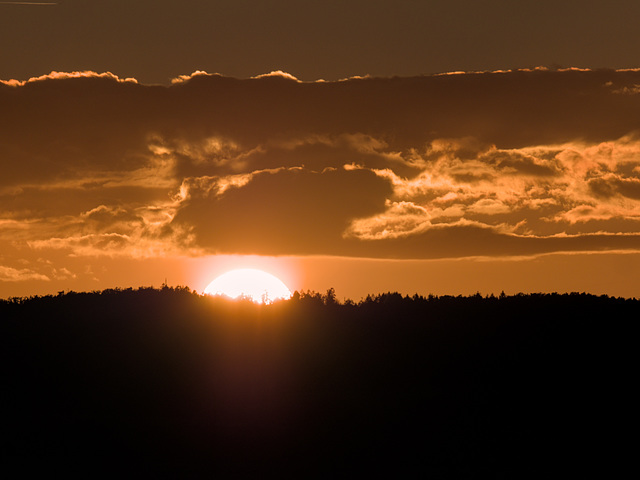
[1,287,636,476]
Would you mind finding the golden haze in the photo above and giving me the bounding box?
[2,69,640,298]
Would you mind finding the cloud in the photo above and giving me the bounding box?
[170,70,215,85]
[251,71,300,82]
[171,167,393,255]
[171,70,302,86]
[611,84,640,95]
[0,266,49,282]
[3,69,640,261]
[0,70,136,87]
[338,226,640,260]
[27,232,183,258]
[345,201,432,240]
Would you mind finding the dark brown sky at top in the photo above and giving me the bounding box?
[2,0,640,83]
[2,69,640,278]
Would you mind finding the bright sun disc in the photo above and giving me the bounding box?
[204,268,292,304]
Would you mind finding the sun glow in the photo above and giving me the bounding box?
[204,268,293,304]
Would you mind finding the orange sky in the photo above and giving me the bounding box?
[2,69,640,299]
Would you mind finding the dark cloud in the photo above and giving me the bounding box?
[172,167,393,255]
[481,150,561,177]
[589,178,617,198]
[341,226,640,260]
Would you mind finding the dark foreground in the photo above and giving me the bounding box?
[1,288,637,477]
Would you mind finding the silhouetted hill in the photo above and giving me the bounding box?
[1,288,637,477]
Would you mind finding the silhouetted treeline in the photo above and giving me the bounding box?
[1,287,637,477]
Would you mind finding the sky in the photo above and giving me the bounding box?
[2,1,640,299]
[3,0,640,83]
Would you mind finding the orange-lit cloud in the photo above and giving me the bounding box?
[0,266,49,282]
[251,71,300,81]
[170,70,215,85]
[3,68,640,280]
[0,70,137,87]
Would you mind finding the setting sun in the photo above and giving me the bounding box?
[204,268,292,304]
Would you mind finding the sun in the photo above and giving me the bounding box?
[204,268,293,304]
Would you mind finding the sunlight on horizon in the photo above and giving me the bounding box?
[204,268,292,304]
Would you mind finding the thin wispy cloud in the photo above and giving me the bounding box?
[0,2,58,5]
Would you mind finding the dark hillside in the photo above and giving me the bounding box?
[1,289,637,476]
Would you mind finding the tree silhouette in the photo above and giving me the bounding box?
[0,287,636,476]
